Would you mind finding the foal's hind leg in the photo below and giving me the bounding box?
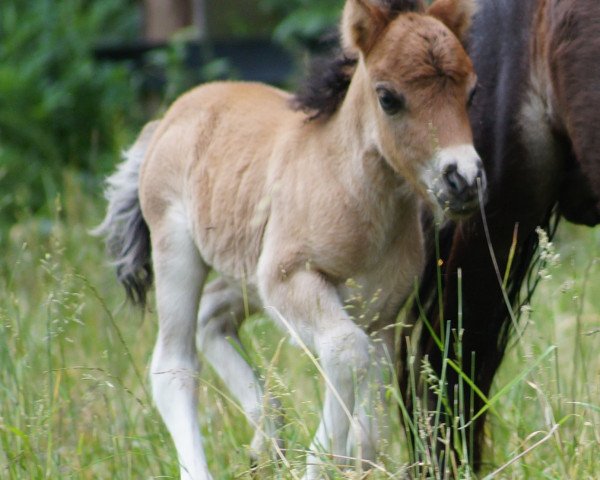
[149,215,211,480]
[196,278,283,462]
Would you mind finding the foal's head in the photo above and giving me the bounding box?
[343,0,485,216]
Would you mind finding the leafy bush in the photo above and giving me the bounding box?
[0,0,141,222]
[259,0,343,47]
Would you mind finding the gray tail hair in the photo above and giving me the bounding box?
[92,121,160,307]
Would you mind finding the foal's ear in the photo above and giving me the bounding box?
[341,0,392,54]
[427,0,477,45]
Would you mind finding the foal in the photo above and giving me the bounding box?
[96,0,483,478]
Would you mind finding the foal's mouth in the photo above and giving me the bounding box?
[433,161,487,219]
[439,196,481,217]
[433,178,487,219]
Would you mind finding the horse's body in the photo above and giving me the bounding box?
[143,81,423,290]
[97,1,483,478]
[410,0,600,471]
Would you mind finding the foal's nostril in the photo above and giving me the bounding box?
[443,164,469,197]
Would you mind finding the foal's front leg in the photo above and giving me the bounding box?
[257,265,371,479]
[347,328,396,469]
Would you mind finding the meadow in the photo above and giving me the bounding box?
[3,0,599,477]
[0,170,598,479]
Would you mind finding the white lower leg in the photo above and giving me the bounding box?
[150,217,211,480]
[197,280,282,461]
[200,323,281,457]
[305,388,354,478]
[255,264,372,480]
[152,346,211,480]
[304,324,371,479]
[346,332,395,470]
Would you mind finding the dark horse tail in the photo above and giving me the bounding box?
[92,121,159,307]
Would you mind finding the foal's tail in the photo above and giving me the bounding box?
[93,121,159,307]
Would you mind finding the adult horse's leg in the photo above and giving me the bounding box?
[196,277,283,463]
[150,214,211,480]
[257,254,371,479]
[413,203,554,471]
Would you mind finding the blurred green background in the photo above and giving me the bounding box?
[0,0,343,237]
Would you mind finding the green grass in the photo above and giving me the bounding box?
[1,172,599,479]
[483,225,600,479]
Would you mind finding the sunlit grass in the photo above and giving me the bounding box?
[1,172,598,478]
[483,225,600,479]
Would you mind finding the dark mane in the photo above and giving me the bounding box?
[292,49,358,121]
[380,0,423,13]
[292,1,423,121]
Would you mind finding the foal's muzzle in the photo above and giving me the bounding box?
[431,145,487,217]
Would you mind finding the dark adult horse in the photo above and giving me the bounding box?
[407,0,600,472]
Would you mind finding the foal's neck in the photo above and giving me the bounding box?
[325,62,416,210]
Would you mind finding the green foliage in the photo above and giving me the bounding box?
[0,0,141,223]
[259,0,344,46]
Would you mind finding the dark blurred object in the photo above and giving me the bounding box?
[94,37,294,86]
[95,0,342,89]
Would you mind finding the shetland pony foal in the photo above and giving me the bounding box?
[96,0,483,478]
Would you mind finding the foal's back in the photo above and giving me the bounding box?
[139,82,299,277]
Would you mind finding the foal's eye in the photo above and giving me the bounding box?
[376,88,406,115]
[467,86,477,107]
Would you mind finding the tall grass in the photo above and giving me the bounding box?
[484,226,600,479]
[1,173,598,478]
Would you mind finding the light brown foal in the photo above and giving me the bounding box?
[96,0,483,478]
